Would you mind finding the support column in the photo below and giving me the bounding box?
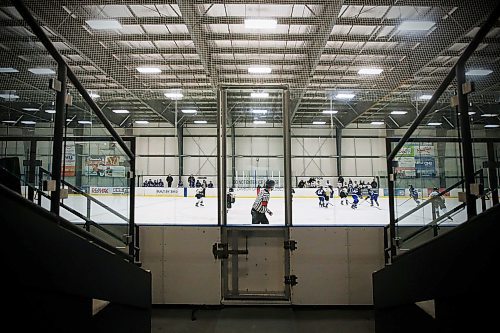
[27,139,37,201]
[231,124,236,188]
[386,138,397,259]
[487,142,499,205]
[456,62,477,218]
[283,89,292,226]
[217,88,227,226]
[129,137,136,260]
[336,127,343,176]
[177,125,184,180]
[436,129,447,188]
[50,63,67,215]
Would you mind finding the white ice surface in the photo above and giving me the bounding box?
[42,194,490,227]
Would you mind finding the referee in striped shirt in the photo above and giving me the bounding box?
[251,179,275,224]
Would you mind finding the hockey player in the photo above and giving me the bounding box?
[409,185,420,205]
[227,187,236,213]
[339,186,349,205]
[429,187,452,221]
[315,186,326,207]
[251,179,274,224]
[195,184,205,207]
[351,186,361,209]
[324,185,334,207]
[368,187,380,207]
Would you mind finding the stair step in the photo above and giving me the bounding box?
[415,300,435,319]
[92,299,110,316]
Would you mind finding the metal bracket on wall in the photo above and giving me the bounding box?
[285,275,298,286]
[284,240,297,251]
[212,242,249,260]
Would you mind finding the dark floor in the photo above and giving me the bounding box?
[152,306,375,333]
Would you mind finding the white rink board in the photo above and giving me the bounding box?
[48,187,492,227]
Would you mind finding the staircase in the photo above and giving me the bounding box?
[373,204,500,332]
[1,184,152,333]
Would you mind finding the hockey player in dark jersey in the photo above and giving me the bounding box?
[351,187,361,209]
[409,185,420,204]
[315,186,326,207]
[429,187,452,221]
[251,180,274,224]
[339,186,349,205]
[368,187,380,207]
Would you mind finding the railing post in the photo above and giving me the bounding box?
[456,62,477,219]
[217,87,227,226]
[487,142,499,205]
[85,197,91,231]
[129,138,136,260]
[386,138,397,259]
[480,170,487,212]
[50,63,67,215]
[283,89,292,226]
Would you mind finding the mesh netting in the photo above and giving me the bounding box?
[0,0,498,128]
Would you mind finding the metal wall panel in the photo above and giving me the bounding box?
[290,226,385,305]
[290,227,350,305]
[140,226,221,305]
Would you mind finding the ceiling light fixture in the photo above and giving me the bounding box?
[419,94,433,100]
[164,92,183,100]
[253,120,266,124]
[358,68,383,75]
[313,121,326,125]
[391,111,408,115]
[182,109,197,114]
[89,92,100,99]
[0,67,19,73]
[136,67,162,74]
[335,93,355,100]
[484,124,499,128]
[248,67,272,74]
[398,21,435,31]
[481,114,497,117]
[251,92,269,98]
[113,109,130,114]
[78,120,92,125]
[2,120,17,124]
[21,121,36,125]
[244,19,277,29]
[28,68,56,75]
[371,121,385,125]
[427,122,442,126]
[194,120,207,124]
[465,69,493,76]
[86,19,122,30]
[45,109,56,114]
[135,120,149,124]
[0,93,19,100]
[322,110,338,114]
[252,109,268,114]
[22,108,39,111]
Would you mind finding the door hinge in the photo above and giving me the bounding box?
[285,275,298,286]
[284,240,297,251]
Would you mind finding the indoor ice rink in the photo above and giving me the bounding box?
[1,0,500,331]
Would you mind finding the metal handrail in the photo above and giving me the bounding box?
[395,169,483,224]
[0,165,128,245]
[39,167,129,223]
[0,183,133,262]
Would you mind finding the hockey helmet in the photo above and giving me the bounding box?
[229,187,234,192]
[433,187,439,191]
[265,179,275,189]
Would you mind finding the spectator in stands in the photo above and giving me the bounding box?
[208,181,214,188]
[158,179,164,187]
[188,174,195,188]
[166,174,173,187]
[195,180,202,188]
[202,180,207,188]
[371,178,378,189]
[178,179,184,187]
[297,179,305,188]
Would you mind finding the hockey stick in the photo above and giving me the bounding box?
[397,197,413,206]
